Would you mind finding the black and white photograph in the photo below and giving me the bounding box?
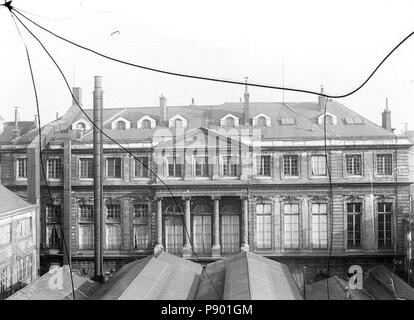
[0,0,414,310]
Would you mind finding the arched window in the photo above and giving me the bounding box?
[225,117,235,127]
[323,115,333,125]
[141,119,152,129]
[174,119,183,128]
[257,116,267,127]
[117,121,126,130]
[76,122,86,132]
[165,205,183,215]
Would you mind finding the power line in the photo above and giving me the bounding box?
[12,11,223,300]
[10,12,76,300]
[11,6,414,100]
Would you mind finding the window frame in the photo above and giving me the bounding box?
[221,154,240,178]
[344,153,363,177]
[281,154,300,179]
[310,202,328,249]
[375,153,393,177]
[309,154,327,177]
[193,155,210,178]
[47,157,62,181]
[133,156,150,179]
[106,157,123,179]
[15,156,27,180]
[79,157,94,180]
[376,201,394,250]
[166,155,183,178]
[282,202,301,250]
[255,154,272,177]
[255,202,273,250]
[345,201,363,250]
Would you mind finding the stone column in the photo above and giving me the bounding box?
[153,197,164,254]
[241,196,250,251]
[211,196,221,256]
[183,196,192,257]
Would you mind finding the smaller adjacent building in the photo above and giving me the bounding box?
[0,184,38,299]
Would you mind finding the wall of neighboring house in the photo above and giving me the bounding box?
[0,206,37,299]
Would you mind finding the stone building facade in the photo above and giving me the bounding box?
[1,84,413,281]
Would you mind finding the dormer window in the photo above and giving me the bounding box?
[117,121,126,130]
[137,115,156,129]
[317,112,337,125]
[220,114,239,127]
[226,117,235,127]
[142,119,151,129]
[111,117,131,130]
[72,119,91,132]
[252,113,271,127]
[168,115,187,129]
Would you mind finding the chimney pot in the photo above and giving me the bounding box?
[14,107,19,130]
[72,87,83,106]
[382,98,392,131]
[243,77,250,125]
[160,94,167,123]
[318,85,327,110]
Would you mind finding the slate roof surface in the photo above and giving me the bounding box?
[71,101,395,144]
[0,184,33,216]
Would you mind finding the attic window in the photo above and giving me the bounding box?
[174,119,184,128]
[226,117,235,127]
[116,121,126,130]
[280,118,295,125]
[168,115,187,129]
[141,119,151,129]
[321,114,334,125]
[344,117,364,125]
[76,122,86,132]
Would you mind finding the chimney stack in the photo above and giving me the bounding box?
[381,98,392,131]
[160,94,167,124]
[93,75,104,283]
[12,107,20,139]
[243,77,250,125]
[0,116,4,134]
[318,85,327,110]
[14,107,19,130]
[72,87,82,106]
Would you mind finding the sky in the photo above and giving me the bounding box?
[0,0,414,132]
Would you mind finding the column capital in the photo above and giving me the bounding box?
[182,195,192,201]
[211,195,221,201]
[240,195,249,201]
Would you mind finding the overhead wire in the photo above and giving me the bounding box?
[11,11,223,300]
[9,12,76,300]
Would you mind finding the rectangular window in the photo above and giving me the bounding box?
[256,155,271,176]
[106,204,121,221]
[167,156,183,177]
[346,155,362,175]
[222,156,239,177]
[134,157,149,178]
[79,205,94,222]
[80,158,93,179]
[17,218,32,239]
[79,225,94,250]
[221,215,240,254]
[16,157,27,178]
[194,155,209,177]
[17,255,33,283]
[283,203,300,249]
[46,224,62,250]
[0,266,11,294]
[378,202,392,249]
[193,215,212,255]
[377,154,392,175]
[47,158,62,179]
[133,204,148,218]
[46,205,62,223]
[164,216,183,255]
[283,155,299,176]
[347,203,362,249]
[107,157,122,178]
[133,225,149,249]
[311,203,328,248]
[311,155,327,176]
[255,203,272,249]
[0,224,11,246]
[106,224,121,250]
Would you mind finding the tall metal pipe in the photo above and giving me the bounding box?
[93,75,104,283]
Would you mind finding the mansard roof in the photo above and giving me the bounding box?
[65,100,396,144]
